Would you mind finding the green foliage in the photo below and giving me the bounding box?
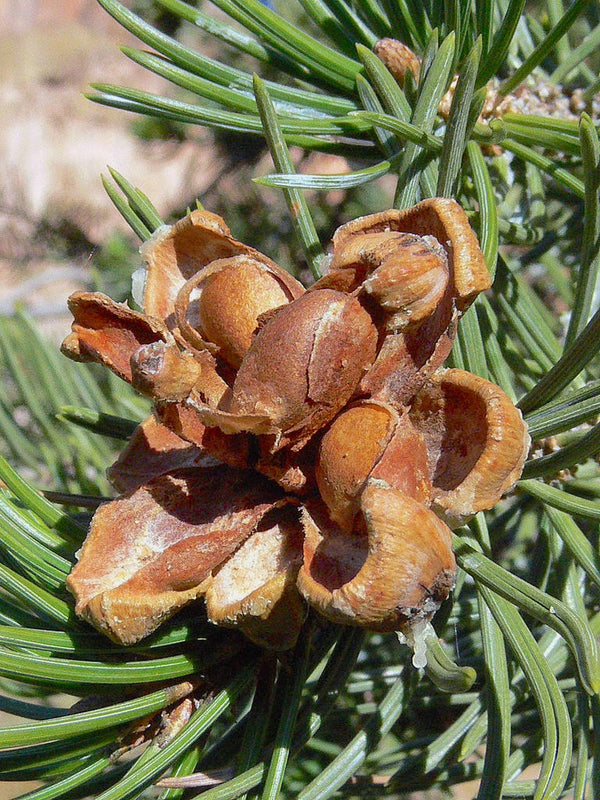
[1,1,600,798]
[90,231,142,302]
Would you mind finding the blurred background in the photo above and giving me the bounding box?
[0,0,225,341]
[0,0,387,343]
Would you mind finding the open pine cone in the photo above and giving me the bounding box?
[62,199,529,650]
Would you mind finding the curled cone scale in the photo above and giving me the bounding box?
[198,289,378,448]
[107,414,210,494]
[67,467,287,645]
[60,291,170,382]
[326,229,450,331]
[409,369,530,527]
[130,341,207,402]
[297,484,455,631]
[316,401,431,532]
[205,506,305,650]
[324,198,491,310]
[138,209,303,332]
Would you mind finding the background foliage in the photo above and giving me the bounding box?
[1,0,600,798]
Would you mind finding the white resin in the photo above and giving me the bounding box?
[397,619,435,669]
